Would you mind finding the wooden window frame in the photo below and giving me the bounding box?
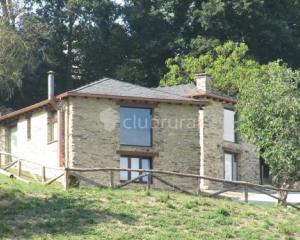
[47,111,58,144]
[119,107,153,147]
[224,152,238,181]
[223,108,237,143]
[120,156,153,184]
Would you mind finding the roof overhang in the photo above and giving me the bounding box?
[0,92,209,123]
[57,92,209,106]
[185,92,237,105]
[0,99,56,123]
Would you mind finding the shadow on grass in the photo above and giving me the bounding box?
[0,187,137,238]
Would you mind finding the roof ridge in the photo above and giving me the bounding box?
[114,79,193,100]
[74,78,192,101]
[71,78,110,92]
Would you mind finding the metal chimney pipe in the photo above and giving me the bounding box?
[48,71,55,100]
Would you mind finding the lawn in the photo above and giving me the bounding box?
[0,175,299,240]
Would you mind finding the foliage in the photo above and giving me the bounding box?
[162,41,260,95]
[163,40,300,188]
[237,61,300,186]
[1,0,300,109]
[0,175,300,239]
[0,15,49,101]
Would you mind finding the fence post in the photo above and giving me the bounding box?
[244,184,249,203]
[110,170,114,189]
[42,166,46,183]
[17,160,21,177]
[147,173,152,191]
[64,168,69,190]
[197,177,201,195]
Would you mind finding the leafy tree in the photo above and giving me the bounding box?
[0,1,50,105]
[161,41,260,95]
[190,0,300,68]
[237,62,300,202]
[163,41,300,201]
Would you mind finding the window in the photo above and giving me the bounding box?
[120,156,152,183]
[224,153,237,181]
[26,116,31,140]
[120,107,152,147]
[48,111,58,143]
[223,109,235,142]
[8,126,18,156]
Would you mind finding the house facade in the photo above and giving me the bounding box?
[0,73,260,190]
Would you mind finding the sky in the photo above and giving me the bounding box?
[113,0,125,6]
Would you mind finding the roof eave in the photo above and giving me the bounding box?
[58,92,209,106]
[0,91,210,123]
[185,93,237,105]
[0,99,55,122]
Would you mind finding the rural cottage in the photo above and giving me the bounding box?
[0,72,260,190]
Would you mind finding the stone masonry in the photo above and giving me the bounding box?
[68,96,201,191]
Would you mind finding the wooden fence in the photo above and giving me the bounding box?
[0,152,64,186]
[66,167,300,210]
[0,151,299,210]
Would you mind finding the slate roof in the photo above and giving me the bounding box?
[0,78,207,122]
[69,78,195,102]
[156,83,198,95]
[156,83,236,104]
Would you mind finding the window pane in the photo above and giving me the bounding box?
[224,153,233,180]
[131,158,140,179]
[142,159,150,182]
[120,157,128,181]
[224,109,235,142]
[120,107,152,146]
[9,127,18,156]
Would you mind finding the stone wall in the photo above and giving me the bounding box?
[199,100,260,189]
[68,97,201,191]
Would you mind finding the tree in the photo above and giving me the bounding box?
[161,41,260,95]
[0,1,50,105]
[237,62,300,203]
[163,41,300,201]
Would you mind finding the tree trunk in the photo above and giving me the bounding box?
[277,177,290,207]
[0,0,9,23]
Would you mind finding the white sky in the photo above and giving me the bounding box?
[113,0,125,6]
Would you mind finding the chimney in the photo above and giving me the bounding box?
[195,73,212,92]
[48,71,55,100]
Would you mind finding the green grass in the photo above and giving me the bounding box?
[0,175,300,240]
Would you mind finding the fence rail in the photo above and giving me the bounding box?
[67,167,300,210]
[0,151,299,210]
[0,152,64,185]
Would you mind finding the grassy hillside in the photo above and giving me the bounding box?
[0,175,299,240]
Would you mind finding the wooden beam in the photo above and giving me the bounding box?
[3,160,18,170]
[250,186,300,210]
[45,173,64,185]
[115,173,149,189]
[116,150,159,157]
[152,175,193,195]
[110,170,114,189]
[209,186,241,197]
[71,172,107,188]
[116,100,158,109]
[67,167,300,193]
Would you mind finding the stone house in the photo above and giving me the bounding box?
[0,72,260,190]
